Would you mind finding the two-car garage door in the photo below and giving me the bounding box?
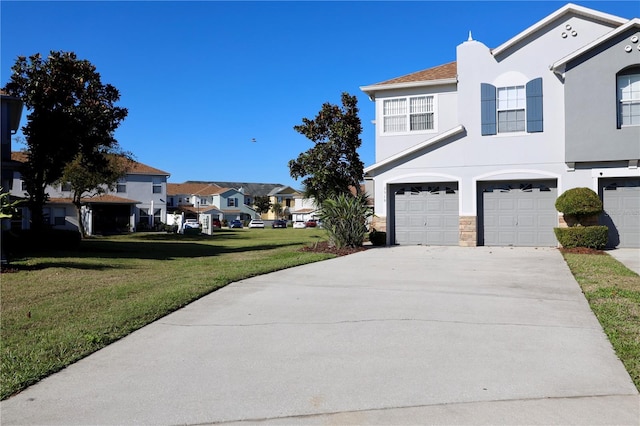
[393,180,558,247]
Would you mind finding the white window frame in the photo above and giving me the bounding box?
[152,177,163,194]
[381,95,436,134]
[227,198,236,207]
[116,179,126,193]
[497,85,526,133]
[618,72,640,127]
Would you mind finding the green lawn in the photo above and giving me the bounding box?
[0,228,333,399]
[561,251,640,391]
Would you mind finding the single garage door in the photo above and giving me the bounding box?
[480,180,557,247]
[600,178,640,248]
[394,183,459,246]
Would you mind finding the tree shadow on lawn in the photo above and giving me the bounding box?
[10,234,322,264]
[6,260,120,272]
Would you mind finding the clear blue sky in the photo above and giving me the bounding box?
[2,1,636,189]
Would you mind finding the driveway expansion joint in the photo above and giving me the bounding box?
[158,317,600,331]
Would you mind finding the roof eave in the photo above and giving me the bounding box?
[364,125,466,175]
[550,18,640,73]
[492,3,628,57]
[360,78,458,100]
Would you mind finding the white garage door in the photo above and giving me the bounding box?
[394,183,459,246]
[601,178,640,248]
[480,180,557,247]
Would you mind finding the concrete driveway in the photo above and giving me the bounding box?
[2,246,638,425]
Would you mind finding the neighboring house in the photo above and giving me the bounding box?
[167,182,258,233]
[9,152,170,235]
[262,186,301,221]
[291,197,319,222]
[1,92,23,265]
[360,3,639,248]
[0,92,23,195]
[180,181,303,220]
[183,181,292,208]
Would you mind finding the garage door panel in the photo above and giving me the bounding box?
[426,216,442,227]
[444,216,459,227]
[498,216,515,226]
[518,199,535,210]
[498,199,516,210]
[426,200,443,212]
[409,216,423,227]
[517,232,536,246]
[518,215,535,227]
[539,214,559,227]
[409,200,423,212]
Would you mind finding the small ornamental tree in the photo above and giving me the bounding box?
[554,187,608,249]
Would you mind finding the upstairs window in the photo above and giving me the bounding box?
[60,182,72,192]
[116,183,126,193]
[152,177,163,194]
[617,68,640,127]
[481,78,543,135]
[383,95,435,133]
[227,198,237,207]
[497,86,526,133]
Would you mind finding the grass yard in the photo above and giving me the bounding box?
[561,250,640,391]
[0,228,333,399]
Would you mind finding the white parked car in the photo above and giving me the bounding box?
[248,219,265,228]
[292,221,306,229]
[183,219,200,228]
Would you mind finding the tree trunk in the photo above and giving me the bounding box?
[28,188,47,233]
[73,199,86,239]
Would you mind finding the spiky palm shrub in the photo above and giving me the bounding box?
[319,193,372,249]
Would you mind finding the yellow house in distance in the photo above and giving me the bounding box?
[261,186,301,221]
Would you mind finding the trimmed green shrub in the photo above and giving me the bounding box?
[369,230,386,246]
[553,226,608,249]
[555,187,603,224]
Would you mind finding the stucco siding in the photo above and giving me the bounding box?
[565,28,640,162]
[374,85,458,162]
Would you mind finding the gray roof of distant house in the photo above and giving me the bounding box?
[184,181,296,197]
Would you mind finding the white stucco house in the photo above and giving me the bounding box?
[9,152,170,235]
[291,196,319,222]
[361,3,639,248]
[167,182,259,234]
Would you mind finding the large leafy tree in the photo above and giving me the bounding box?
[3,51,128,232]
[289,92,364,205]
[253,195,272,216]
[58,151,133,238]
